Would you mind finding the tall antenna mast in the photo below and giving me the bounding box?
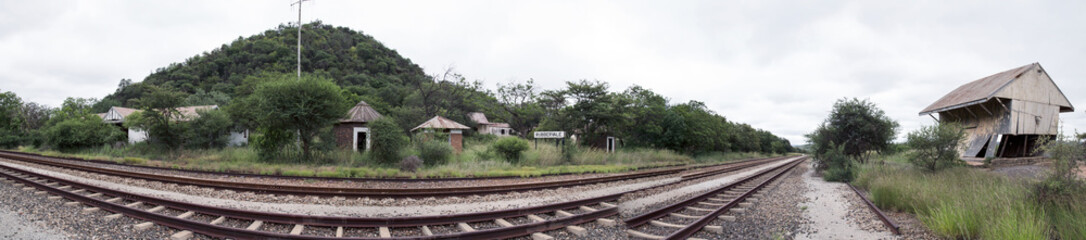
[291,0,311,81]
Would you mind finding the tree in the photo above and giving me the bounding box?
[0,91,24,148]
[906,122,964,171]
[245,74,351,161]
[369,117,407,165]
[44,97,121,151]
[496,79,543,137]
[127,86,188,149]
[185,109,233,148]
[183,89,231,106]
[807,98,898,164]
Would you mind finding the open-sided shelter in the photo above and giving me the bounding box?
[919,63,1074,160]
[411,116,471,152]
[334,100,383,152]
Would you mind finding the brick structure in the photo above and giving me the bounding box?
[335,101,383,151]
[450,130,464,152]
[411,116,471,153]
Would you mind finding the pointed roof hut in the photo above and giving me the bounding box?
[411,116,470,132]
[335,101,384,151]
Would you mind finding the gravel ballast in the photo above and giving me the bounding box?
[0,175,174,240]
[0,160,673,217]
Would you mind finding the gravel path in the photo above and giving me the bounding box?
[0,175,174,240]
[0,160,674,217]
[795,162,898,240]
[991,164,1051,181]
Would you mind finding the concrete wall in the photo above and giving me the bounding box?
[227,130,248,146]
[128,128,148,144]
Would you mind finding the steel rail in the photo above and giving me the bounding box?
[664,157,804,239]
[0,164,618,239]
[0,149,686,182]
[623,156,805,239]
[848,183,901,235]
[0,150,777,198]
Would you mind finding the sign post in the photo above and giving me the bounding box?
[533,131,566,149]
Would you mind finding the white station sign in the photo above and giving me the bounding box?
[534,131,566,139]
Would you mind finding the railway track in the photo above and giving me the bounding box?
[0,152,800,239]
[0,150,788,198]
[0,149,684,182]
[0,164,619,239]
[623,156,806,240]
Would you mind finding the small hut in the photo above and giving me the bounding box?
[919,63,1074,161]
[411,116,471,152]
[335,101,383,151]
[466,112,514,136]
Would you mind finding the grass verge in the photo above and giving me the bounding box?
[854,153,1084,239]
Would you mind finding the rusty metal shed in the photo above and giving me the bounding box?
[919,62,1074,159]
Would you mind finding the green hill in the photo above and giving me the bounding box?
[96,21,495,128]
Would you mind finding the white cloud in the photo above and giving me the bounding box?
[1,0,1084,144]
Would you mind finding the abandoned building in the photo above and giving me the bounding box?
[919,62,1074,160]
[466,112,514,136]
[411,116,470,153]
[97,105,248,145]
[334,100,383,152]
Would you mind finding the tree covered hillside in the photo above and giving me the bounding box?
[95,21,496,128]
[48,21,796,156]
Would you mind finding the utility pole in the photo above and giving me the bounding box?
[291,0,311,81]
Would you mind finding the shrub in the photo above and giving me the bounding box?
[46,117,122,151]
[369,117,407,165]
[417,140,452,166]
[819,143,854,182]
[400,155,423,172]
[906,122,964,171]
[122,157,148,165]
[491,137,530,163]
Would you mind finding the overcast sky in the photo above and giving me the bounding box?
[1,0,1084,144]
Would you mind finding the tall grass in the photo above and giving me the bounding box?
[854,154,1082,239]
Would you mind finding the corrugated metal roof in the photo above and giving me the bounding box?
[411,116,470,131]
[467,112,490,124]
[919,63,1036,115]
[340,100,383,123]
[111,106,141,118]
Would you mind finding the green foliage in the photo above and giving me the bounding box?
[123,157,148,165]
[127,86,189,149]
[240,74,351,161]
[1036,131,1085,184]
[46,116,121,151]
[818,143,854,182]
[368,117,407,165]
[855,158,1078,239]
[417,140,453,166]
[0,91,24,148]
[491,137,530,163]
[806,98,899,164]
[906,122,964,171]
[185,109,234,148]
[183,89,231,106]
